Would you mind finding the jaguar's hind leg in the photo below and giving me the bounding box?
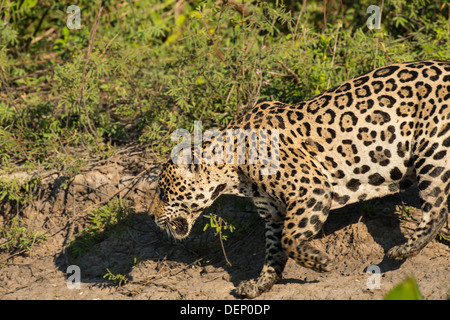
[388,153,449,260]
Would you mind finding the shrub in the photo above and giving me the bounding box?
[0,0,448,170]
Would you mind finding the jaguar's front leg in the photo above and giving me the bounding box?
[237,219,287,299]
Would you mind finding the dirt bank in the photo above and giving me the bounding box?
[0,151,448,300]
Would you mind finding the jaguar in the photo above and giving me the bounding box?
[150,60,450,298]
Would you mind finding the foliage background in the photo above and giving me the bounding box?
[0,0,449,172]
[0,1,448,297]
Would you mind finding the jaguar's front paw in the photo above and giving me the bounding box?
[387,244,415,260]
[236,279,262,299]
[236,273,280,299]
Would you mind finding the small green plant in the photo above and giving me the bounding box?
[203,208,236,266]
[438,232,450,242]
[397,204,416,220]
[69,199,135,258]
[384,276,424,300]
[103,268,129,286]
[0,175,41,206]
[0,217,47,254]
[203,213,236,241]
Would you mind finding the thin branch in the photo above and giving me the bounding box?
[292,0,307,51]
[80,2,104,138]
[277,60,301,83]
[218,217,232,267]
[327,23,341,89]
[216,0,251,17]
[199,11,224,62]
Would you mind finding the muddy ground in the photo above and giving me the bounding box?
[0,151,448,300]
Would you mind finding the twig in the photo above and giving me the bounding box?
[0,0,5,16]
[76,168,148,215]
[199,11,224,62]
[225,84,235,105]
[71,182,112,198]
[126,257,203,296]
[79,3,103,138]
[63,181,77,266]
[373,0,385,69]
[0,248,29,264]
[30,27,55,45]
[6,62,64,82]
[234,0,247,120]
[277,60,301,83]
[216,0,251,17]
[115,160,122,201]
[218,217,232,266]
[99,32,120,59]
[25,5,52,50]
[1,270,56,296]
[327,23,341,89]
[292,0,307,51]
[43,169,149,242]
[267,71,290,77]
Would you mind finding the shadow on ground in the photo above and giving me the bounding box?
[54,185,446,298]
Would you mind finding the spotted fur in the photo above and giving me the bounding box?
[150,60,450,298]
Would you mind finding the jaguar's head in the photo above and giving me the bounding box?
[150,159,227,240]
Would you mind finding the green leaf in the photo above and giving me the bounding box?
[383,277,424,300]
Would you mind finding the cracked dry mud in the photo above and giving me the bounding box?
[0,152,449,300]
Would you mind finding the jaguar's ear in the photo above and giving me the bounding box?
[211,183,227,201]
[170,146,207,183]
[171,143,192,166]
[169,146,196,180]
[190,163,201,174]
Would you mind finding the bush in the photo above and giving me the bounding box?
[0,0,449,171]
